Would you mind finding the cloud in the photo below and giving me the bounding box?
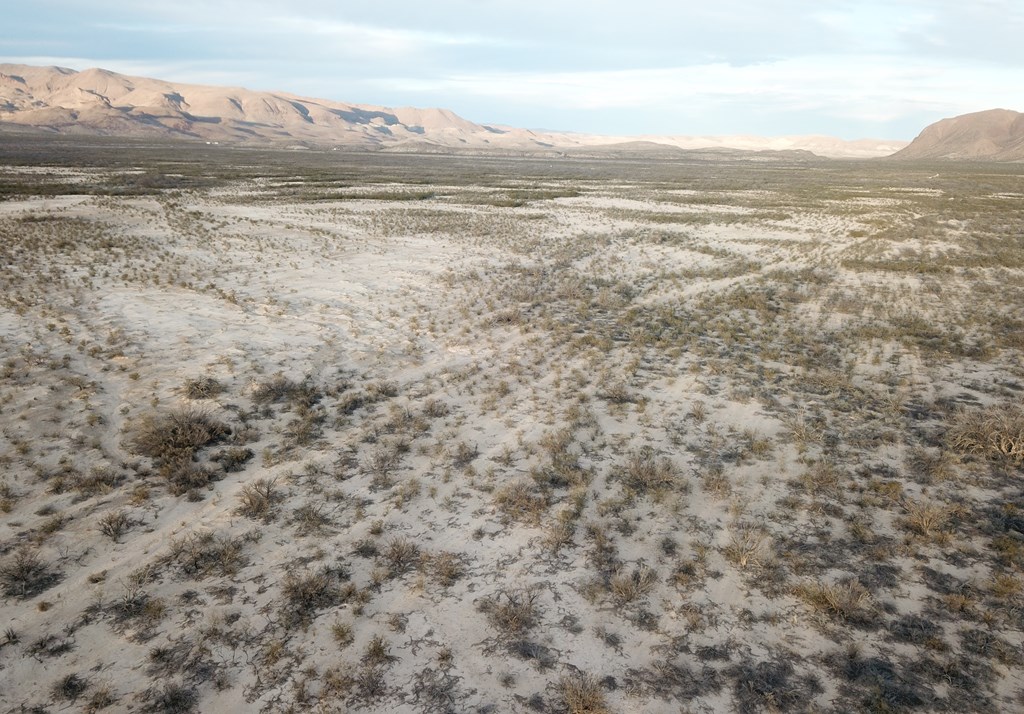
[270,17,508,54]
[3,1,1022,136]
[377,54,1024,124]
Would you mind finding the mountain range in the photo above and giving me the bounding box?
[1,63,1021,161]
[0,63,907,159]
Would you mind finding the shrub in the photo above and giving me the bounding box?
[98,510,132,541]
[235,478,278,521]
[481,588,541,635]
[947,406,1024,463]
[212,447,254,473]
[901,498,952,539]
[796,579,875,625]
[451,441,479,468]
[609,564,657,604]
[51,672,88,701]
[428,551,463,587]
[423,398,450,418]
[494,481,548,523]
[130,408,230,463]
[382,536,420,576]
[0,547,59,598]
[251,374,322,407]
[621,448,678,495]
[281,569,339,628]
[163,531,247,578]
[147,683,196,713]
[182,377,223,399]
[558,672,609,714]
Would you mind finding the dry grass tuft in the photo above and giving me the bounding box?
[621,448,679,495]
[796,579,875,624]
[947,406,1024,463]
[557,672,609,714]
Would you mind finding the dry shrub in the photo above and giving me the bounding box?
[235,478,279,521]
[796,579,874,624]
[609,564,657,604]
[51,672,89,701]
[382,536,421,575]
[722,526,768,569]
[182,376,223,399]
[901,498,952,539]
[129,409,230,494]
[163,531,247,578]
[251,374,322,407]
[494,480,548,523]
[423,398,450,418]
[130,408,230,463]
[558,672,609,714]
[427,551,464,587]
[212,446,254,473]
[0,547,59,598]
[947,406,1024,463]
[281,569,340,628]
[98,510,132,541]
[481,588,541,635]
[621,448,678,495]
[599,382,635,404]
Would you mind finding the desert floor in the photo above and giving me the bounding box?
[1,140,1023,713]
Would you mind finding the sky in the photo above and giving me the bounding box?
[3,1,1023,140]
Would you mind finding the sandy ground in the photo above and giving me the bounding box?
[1,154,1023,713]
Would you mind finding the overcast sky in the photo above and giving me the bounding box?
[3,1,1022,139]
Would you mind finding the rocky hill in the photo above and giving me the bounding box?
[890,108,1024,161]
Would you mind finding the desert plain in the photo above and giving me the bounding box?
[0,137,1023,713]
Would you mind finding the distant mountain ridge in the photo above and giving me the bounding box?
[0,63,904,158]
[890,109,1024,161]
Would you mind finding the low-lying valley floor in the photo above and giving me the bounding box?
[1,139,1023,713]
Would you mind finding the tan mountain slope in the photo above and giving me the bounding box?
[1,63,903,157]
[890,108,1024,161]
[0,63,552,150]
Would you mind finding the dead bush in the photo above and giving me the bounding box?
[182,376,224,400]
[494,480,548,523]
[382,536,421,576]
[481,588,541,636]
[98,510,133,541]
[130,408,230,461]
[251,374,322,407]
[947,406,1024,463]
[281,568,340,628]
[557,672,609,714]
[235,478,279,521]
[0,547,59,598]
[163,531,248,578]
[796,578,875,625]
[621,448,679,495]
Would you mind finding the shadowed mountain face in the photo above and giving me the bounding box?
[0,63,906,158]
[891,109,1024,161]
